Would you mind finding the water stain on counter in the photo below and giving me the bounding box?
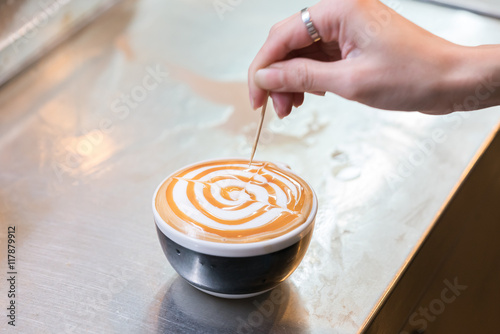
[330,150,362,182]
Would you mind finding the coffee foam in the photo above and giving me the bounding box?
[155,159,314,243]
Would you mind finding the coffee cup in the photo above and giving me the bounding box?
[153,158,317,298]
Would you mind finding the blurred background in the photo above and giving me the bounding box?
[1,0,500,333]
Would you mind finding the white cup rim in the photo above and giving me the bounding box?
[153,158,318,257]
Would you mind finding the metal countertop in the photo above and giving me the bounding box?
[1,0,500,333]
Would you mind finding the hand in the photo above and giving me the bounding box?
[248,0,500,118]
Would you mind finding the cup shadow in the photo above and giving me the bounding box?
[154,276,310,334]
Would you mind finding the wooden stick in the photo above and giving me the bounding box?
[249,92,269,166]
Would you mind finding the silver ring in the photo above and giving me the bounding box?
[301,7,321,42]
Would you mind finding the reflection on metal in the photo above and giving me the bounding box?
[149,277,310,333]
[0,0,121,87]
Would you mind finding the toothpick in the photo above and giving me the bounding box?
[249,92,269,166]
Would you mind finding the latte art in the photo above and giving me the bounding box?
[155,159,313,243]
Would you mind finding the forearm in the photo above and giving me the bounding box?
[449,45,500,112]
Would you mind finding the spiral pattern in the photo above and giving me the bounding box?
[155,159,313,243]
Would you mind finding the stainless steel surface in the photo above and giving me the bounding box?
[1,0,500,333]
[0,0,120,86]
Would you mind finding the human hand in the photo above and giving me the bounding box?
[248,0,500,117]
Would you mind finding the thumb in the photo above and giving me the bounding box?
[254,58,355,97]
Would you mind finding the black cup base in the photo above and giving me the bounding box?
[156,226,313,296]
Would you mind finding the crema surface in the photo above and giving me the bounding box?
[155,160,314,243]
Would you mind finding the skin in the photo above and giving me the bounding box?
[248,0,500,118]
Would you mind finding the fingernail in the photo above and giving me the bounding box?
[255,68,282,90]
[272,98,284,119]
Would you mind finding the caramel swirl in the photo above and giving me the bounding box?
[155,159,313,243]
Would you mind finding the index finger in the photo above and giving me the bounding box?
[248,3,341,109]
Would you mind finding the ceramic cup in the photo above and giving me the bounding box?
[153,159,317,298]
